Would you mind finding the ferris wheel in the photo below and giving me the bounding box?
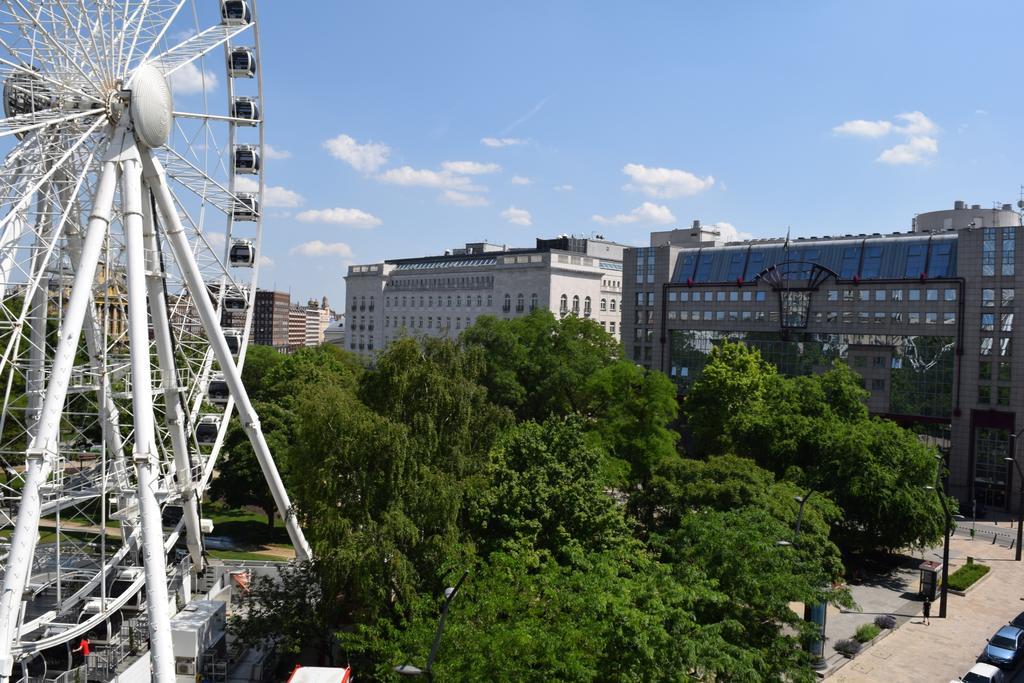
[0,1,310,681]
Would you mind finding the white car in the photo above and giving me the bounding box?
[953,662,1005,683]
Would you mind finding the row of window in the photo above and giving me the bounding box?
[350,295,375,312]
[388,293,494,309]
[663,309,959,325]
[978,385,1012,406]
[386,275,496,290]
[980,313,1014,333]
[664,290,769,303]
[826,288,957,302]
[558,294,621,314]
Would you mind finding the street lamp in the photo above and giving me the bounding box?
[1006,427,1024,561]
[780,492,826,671]
[394,571,469,680]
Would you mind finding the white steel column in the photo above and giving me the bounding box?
[25,180,52,436]
[121,151,175,683]
[141,149,312,561]
[142,184,204,571]
[0,137,120,680]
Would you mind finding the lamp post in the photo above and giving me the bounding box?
[779,492,826,670]
[395,571,469,680]
[1006,427,1024,561]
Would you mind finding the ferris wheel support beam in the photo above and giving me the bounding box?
[142,183,204,573]
[121,149,176,683]
[142,149,312,562]
[0,129,120,680]
[25,177,52,436]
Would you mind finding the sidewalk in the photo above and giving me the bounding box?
[826,533,1024,681]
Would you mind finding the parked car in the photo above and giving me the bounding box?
[982,625,1024,669]
[1010,610,1024,630]
[954,662,1005,682]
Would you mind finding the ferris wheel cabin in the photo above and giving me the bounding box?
[232,192,259,221]
[224,329,243,354]
[229,239,255,267]
[3,69,52,119]
[233,144,260,174]
[231,96,260,125]
[208,376,230,406]
[220,0,252,25]
[196,415,222,444]
[228,47,257,78]
[223,288,250,312]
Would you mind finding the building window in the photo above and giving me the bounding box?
[999,362,1012,382]
[647,292,655,306]
[926,289,938,301]
[983,227,997,276]
[560,294,568,315]
[1004,227,1016,276]
[530,293,538,311]
[891,289,903,302]
[871,378,885,391]
[600,298,607,312]
[610,321,616,334]
[979,386,991,404]
[487,295,493,307]
[908,312,920,324]
[1002,313,1015,333]
[1003,289,1015,307]
[584,296,592,317]
[981,337,993,355]
[891,311,903,323]
[908,289,920,301]
[636,292,645,306]
[503,294,511,312]
[983,289,996,307]
[610,299,617,312]
[943,312,955,325]
[982,313,995,332]
[980,361,992,381]
[859,290,870,302]
[516,293,524,312]
[998,386,1011,406]
[944,289,957,302]
[874,290,885,301]
[572,295,580,314]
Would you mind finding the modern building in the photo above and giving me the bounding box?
[344,236,626,356]
[623,203,1024,512]
[253,289,290,351]
[304,297,332,347]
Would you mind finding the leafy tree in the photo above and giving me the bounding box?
[210,401,294,528]
[461,310,621,421]
[469,417,632,564]
[685,341,949,553]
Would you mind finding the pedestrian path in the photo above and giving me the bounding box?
[826,534,1024,681]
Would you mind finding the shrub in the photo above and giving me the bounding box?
[874,614,897,630]
[855,623,881,643]
[834,639,862,657]
[947,562,990,591]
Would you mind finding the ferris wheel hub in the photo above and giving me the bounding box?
[127,64,173,149]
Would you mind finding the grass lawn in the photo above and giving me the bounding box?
[947,561,990,591]
[204,501,293,550]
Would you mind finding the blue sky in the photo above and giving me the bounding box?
[250,1,1024,308]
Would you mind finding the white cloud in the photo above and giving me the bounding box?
[832,119,893,138]
[169,62,218,95]
[295,207,382,228]
[258,255,274,267]
[204,231,225,249]
[501,206,532,226]
[510,176,532,185]
[441,160,501,175]
[289,240,354,258]
[264,144,291,160]
[376,166,479,190]
[592,202,676,226]
[622,163,715,198]
[481,137,526,148]
[707,222,753,242]
[439,190,489,207]
[323,134,391,173]
[235,177,304,208]
[553,184,573,192]
[894,111,937,136]
[833,111,940,165]
[877,136,938,165]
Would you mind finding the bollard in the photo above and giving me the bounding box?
[993,534,998,545]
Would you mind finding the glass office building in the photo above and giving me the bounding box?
[624,204,1023,511]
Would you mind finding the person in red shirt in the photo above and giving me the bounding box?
[73,638,90,658]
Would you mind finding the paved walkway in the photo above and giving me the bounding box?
[826,533,1024,681]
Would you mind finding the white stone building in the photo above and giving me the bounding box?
[343,236,626,357]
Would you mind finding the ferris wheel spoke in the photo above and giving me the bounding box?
[173,110,260,125]
[51,0,112,86]
[0,106,101,140]
[160,145,244,216]
[3,0,103,91]
[145,22,248,77]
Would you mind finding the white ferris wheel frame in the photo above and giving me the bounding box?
[0,2,310,681]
